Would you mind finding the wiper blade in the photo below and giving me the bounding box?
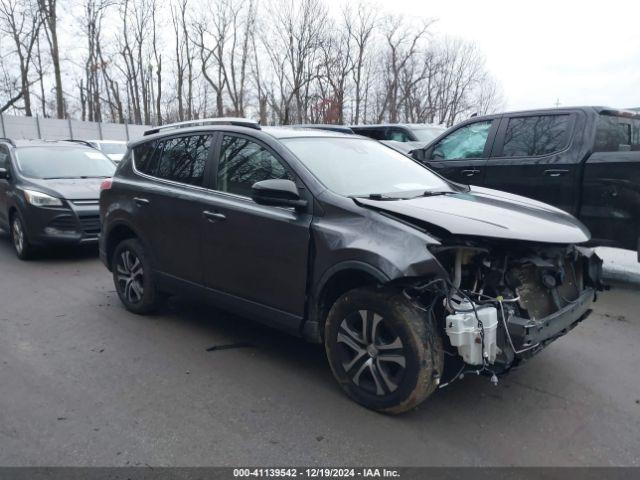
[43,175,108,179]
[409,190,452,199]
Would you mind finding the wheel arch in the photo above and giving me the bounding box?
[103,220,147,270]
[303,261,390,343]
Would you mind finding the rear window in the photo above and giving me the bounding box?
[594,114,640,152]
[500,114,570,157]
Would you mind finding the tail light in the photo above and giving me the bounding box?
[100,178,113,191]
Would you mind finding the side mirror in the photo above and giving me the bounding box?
[0,167,8,180]
[251,179,308,210]
[413,146,434,163]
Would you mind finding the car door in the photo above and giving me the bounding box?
[201,133,312,324]
[130,133,214,284]
[0,145,11,228]
[482,112,580,214]
[420,119,499,185]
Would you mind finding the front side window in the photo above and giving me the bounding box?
[135,135,211,186]
[594,115,640,152]
[501,115,570,157]
[15,146,115,179]
[431,121,493,160]
[216,135,293,197]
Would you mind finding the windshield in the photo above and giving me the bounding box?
[282,137,450,197]
[99,142,127,155]
[16,146,116,179]
[411,126,446,142]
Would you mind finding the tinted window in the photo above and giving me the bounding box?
[217,135,293,197]
[282,137,449,197]
[133,141,158,175]
[501,115,569,157]
[386,128,412,142]
[154,135,211,186]
[0,145,9,169]
[594,115,640,152]
[354,128,386,141]
[432,121,493,160]
[15,146,115,179]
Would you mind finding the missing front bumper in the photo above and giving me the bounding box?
[507,287,595,354]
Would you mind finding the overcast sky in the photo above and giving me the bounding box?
[338,0,640,111]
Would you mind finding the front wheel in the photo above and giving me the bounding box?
[11,213,35,260]
[324,286,444,414]
[112,238,161,314]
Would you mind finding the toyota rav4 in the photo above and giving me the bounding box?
[99,118,604,414]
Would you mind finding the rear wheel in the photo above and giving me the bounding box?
[11,213,35,260]
[325,286,443,414]
[112,238,161,314]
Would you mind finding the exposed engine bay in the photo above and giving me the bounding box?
[404,241,605,386]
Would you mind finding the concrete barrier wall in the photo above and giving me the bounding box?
[0,113,150,142]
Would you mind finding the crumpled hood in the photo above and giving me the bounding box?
[356,185,591,244]
[26,178,104,200]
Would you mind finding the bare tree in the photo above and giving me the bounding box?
[37,0,64,118]
[0,0,505,127]
[0,0,42,116]
[343,2,376,124]
[261,0,328,123]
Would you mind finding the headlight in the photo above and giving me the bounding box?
[23,189,64,207]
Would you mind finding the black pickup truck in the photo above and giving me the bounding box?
[411,106,640,258]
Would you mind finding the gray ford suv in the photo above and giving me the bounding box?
[99,118,603,414]
[0,139,115,259]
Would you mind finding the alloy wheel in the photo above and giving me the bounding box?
[116,249,145,304]
[12,218,24,255]
[337,310,406,396]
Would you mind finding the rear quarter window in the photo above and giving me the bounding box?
[594,115,640,152]
[133,141,160,175]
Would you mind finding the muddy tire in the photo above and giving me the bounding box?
[324,286,444,414]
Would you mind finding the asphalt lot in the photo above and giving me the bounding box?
[0,231,639,467]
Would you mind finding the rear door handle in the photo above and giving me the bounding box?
[203,210,226,222]
[461,169,481,177]
[543,169,570,177]
[133,197,150,206]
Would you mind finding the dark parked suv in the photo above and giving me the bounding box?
[0,139,116,259]
[100,118,603,414]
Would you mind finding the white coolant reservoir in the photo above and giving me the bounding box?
[445,300,498,365]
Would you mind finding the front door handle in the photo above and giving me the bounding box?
[461,169,481,177]
[203,210,226,222]
[544,169,570,177]
[133,197,150,206]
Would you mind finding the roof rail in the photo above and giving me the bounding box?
[0,137,15,146]
[144,117,261,136]
[64,139,97,148]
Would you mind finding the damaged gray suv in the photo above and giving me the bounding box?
[99,118,604,414]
